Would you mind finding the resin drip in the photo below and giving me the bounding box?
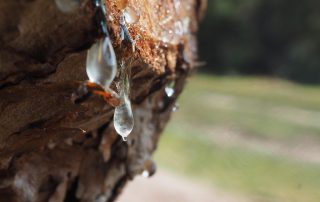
[120,15,136,52]
[123,6,140,24]
[165,81,175,97]
[114,64,134,141]
[86,37,117,89]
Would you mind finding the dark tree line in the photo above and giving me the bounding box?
[199,0,320,84]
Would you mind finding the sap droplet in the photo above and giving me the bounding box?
[86,37,117,89]
[142,159,156,178]
[55,0,80,13]
[93,0,105,11]
[114,64,134,140]
[109,15,114,22]
[182,18,191,34]
[141,170,150,178]
[114,95,134,140]
[165,87,174,97]
[161,30,171,43]
[95,195,107,202]
[120,15,136,52]
[123,6,140,24]
[172,103,180,112]
[165,81,175,97]
[174,0,181,11]
[92,0,109,36]
[174,21,184,36]
[160,16,172,26]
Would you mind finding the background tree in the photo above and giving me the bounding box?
[199,0,320,84]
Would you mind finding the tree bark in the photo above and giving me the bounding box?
[0,0,205,201]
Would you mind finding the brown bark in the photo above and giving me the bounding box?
[0,0,205,201]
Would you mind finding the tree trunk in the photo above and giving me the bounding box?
[0,0,205,201]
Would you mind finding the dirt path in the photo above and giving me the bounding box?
[117,170,249,202]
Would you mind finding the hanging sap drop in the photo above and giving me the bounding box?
[95,195,107,202]
[141,159,156,178]
[114,94,134,141]
[86,37,117,89]
[174,0,181,11]
[172,103,180,112]
[120,15,136,52]
[141,170,150,178]
[161,30,171,43]
[165,81,175,97]
[114,64,134,141]
[165,86,174,97]
[123,6,140,24]
[174,21,184,36]
[55,0,80,13]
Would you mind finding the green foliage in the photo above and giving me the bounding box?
[199,0,320,83]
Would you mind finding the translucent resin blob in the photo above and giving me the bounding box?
[55,0,80,13]
[119,15,136,52]
[86,37,117,89]
[114,94,134,141]
[141,170,150,178]
[165,81,175,97]
[114,65,134,141]
[123,6,140,24]
[172,103,180,112]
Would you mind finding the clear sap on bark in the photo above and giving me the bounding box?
[172,103,180,112]
[114,65,134,141]
[114,94,134,141]
[95,195,107,202]
[123,6,140,24]
[141,170,150,178]
[141,159,156,178]
[94,0,106,13]
[165,81,175,97]
[55,0,80,13]
[86,37,117,89]
[120,15,136,52]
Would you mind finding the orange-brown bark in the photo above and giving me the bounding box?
[0,0,205,201]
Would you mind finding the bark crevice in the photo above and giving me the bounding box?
[0,0,205,201]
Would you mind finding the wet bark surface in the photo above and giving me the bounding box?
[0,0,205,201]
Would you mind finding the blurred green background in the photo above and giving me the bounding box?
[198,0,320,84]
[155,1,320,202]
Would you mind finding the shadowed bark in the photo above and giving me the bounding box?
[0,0,205,201]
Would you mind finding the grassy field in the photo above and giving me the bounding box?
[155,75,320,202]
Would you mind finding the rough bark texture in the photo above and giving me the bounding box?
[0,0,205,201]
